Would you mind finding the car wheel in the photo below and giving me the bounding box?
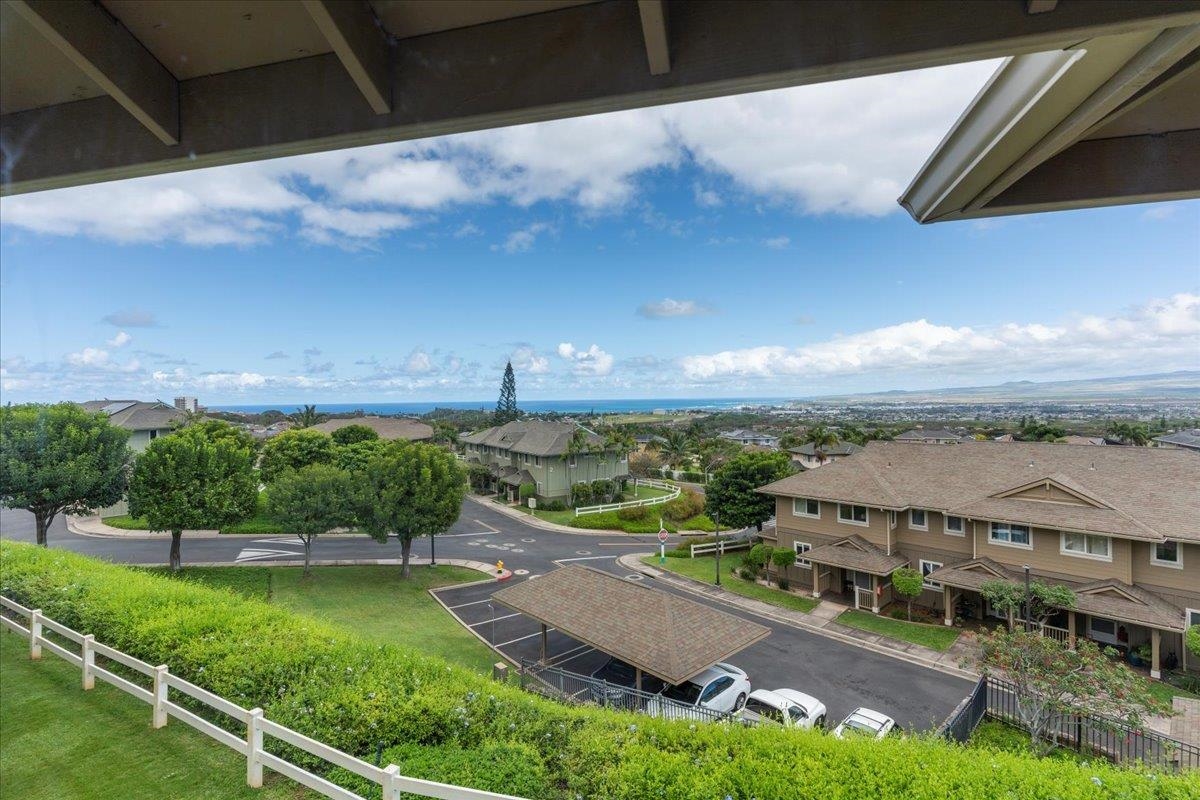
[734,693,747,711]
[814,715,826,729]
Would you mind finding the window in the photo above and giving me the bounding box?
[793,541,812,569]
[838,504,869,526]
[920,559,943,590]
[1188,609,1200,629]
[944,515,965,536]
[148,429,158,440]
[1088,617,1118,645]
[535,456,541,467]
[568,455,576,468]
[792,498,820,518]
[1152,540,1182,569]
[909,509,927,530]
[1060,532,1111,561]
[699,676,733,704]
[989,522,1031,548]
[744,698,784,723]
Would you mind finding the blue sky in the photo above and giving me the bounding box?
[1,60,1198,405]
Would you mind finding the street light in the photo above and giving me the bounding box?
[486,603,496,646]
[429,532,437,567]
[1023,564,1032,630]
[714,511,722,587]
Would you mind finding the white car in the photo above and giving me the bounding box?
[832,707,896,739]
[739,688,827,730]
[647,663,751,719]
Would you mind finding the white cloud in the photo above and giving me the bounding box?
[638,298,712,319]
[106,331,132,348]
[405,348,435,374]
[692,182,722,208]
[680,293,1200,382]
[493,222,552,254]
[265,351,289,360]
[101,309,159,328]
[763,236,790,249]
[509,345,550,375]
[557,342,614,376]
[299,205,412,244]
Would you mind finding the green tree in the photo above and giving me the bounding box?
[180,418,258,454]
[259,428,335,483]
[330,424,379,445]
[127,428,257,570]
[357,442,465,578]
[706,451,792,531]
[266,464,354,575]
[291,404,322,429]
[770,547,796,585]
[1106,421,1149,446]
[0,403,131,546]
[803,424,840,464]
[838,424,868,447]
[659,430,692,469]
[696,437,739,478]
[493,361,518,425]
[980,578,1076,629]
[332,438,388,475]
[978,628,1169,753]
[891,567,925,621]
[1187,625,1200,659]
[627,450,662,479]
[431,421,459,447]
[563,427,589,497]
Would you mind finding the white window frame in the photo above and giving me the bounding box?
[989,522,1032,550]
[1088,616,1119,645]
[909,509,928,531]
[1187,608,1200,630]
[793,541,812,569]
[568,455,577,468]
[944,515,965,536]
[919,559,943,590]
[837,504,869,527]
[1151,540,1183,569]
[1060,532,1112,562]
[792,498,820,519]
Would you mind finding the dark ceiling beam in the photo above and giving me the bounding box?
[4,0,1200,195]
[5,0,178,145]
[301,0,392,114]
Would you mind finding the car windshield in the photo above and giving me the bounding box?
[788,706,807,722]
[842,716,880,734]
[661,681,702,705]
[744,698,783,722]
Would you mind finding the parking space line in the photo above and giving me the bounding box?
[468,613,521,628]
[548,645,595,667]
[445,598,497,610]
[497,629,553,648]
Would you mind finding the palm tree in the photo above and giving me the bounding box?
[291,404,321,429]
[660,430,692,470]
[803,424,840,465]
[564,428,588,503]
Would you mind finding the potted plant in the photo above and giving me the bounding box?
[1130,643,1152,667]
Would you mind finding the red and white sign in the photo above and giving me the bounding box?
[658,529,669,544]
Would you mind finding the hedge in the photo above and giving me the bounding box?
[2,543,1196,800]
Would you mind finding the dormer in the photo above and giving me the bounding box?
[990,474,1110,508]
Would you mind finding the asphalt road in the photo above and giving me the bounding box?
[0,501,972,729]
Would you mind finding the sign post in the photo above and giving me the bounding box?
[658,524,669,564]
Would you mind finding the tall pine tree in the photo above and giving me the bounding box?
[494,361,518,424]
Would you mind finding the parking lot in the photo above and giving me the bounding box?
[434,565,974,731]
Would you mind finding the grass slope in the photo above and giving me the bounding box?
[0,632,313,800]
[647,554,819,613]
[836,609,961,652]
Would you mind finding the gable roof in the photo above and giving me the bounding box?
[719,429,778,441]
[79,399,183,431]
[310,416,433,441]
[1154,429,1200,450]
[759,441,1200,543]
[894,428,965,441]
[789,441,863,457]
[492,566,770,685]
[461,420,606,457]
[802,535,908,576]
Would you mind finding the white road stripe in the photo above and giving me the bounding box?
[554,555,616,563]
[473,518,500,533]
[496,629,554,648]
[468,613,522,628]
[446,598,500,610]
[547,644,594,666]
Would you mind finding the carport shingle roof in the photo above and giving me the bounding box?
[803,535,908,575]
[491,566,770,686]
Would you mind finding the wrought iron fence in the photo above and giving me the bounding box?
[519,659,733,724]
[939,676,1199,770]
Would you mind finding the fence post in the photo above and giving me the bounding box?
[152,665,169,728]
[382,764,402,800]
[81,634,95,690]
[29,609,42,660]
[246,708,264,788]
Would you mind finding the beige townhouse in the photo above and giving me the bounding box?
[758,441,1199,679]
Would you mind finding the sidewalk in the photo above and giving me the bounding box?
[67,514,224,539]
[620,553,980,681]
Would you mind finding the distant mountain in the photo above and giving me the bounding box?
[807,371,1200,403]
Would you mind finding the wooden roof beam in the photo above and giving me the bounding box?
[302,0,392,114]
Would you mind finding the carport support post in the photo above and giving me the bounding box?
[636,667,642,693]
[539,623,547,663]
[943,586,953,626]
[1150,628,1161,679]
[870,574,879,614]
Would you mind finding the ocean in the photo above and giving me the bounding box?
[210,398,792,415]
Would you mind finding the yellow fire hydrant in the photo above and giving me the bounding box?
[496,559,504,575]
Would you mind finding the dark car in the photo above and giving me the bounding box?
[589,657,665,709]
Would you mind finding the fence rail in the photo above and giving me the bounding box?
[0,595,528,800]
[1019,619,1070,644]
[689,535,755,557]
[519,659,734,724]
[938,675,1199,770]
[574,478,680,516]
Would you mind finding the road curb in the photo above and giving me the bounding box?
[143,557,512,580]
[619,553,979,682]
[66,515,224,539]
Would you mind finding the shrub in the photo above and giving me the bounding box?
[778,577,790,591]
[662,489,705,522]
[679,471,707,483]
[3,543,1192,800]
[771,548,797,571]
[540,500,567,512]
[617,505,649,521]
[570,483,593,507]
[518,482,536,501]
[330,424,379,445]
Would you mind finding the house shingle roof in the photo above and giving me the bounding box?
[1153,429,1200,451]
[461,420,605,457]
[492,566,770,685]
[894,429,966,442]
[759,441,1200,543]
[789,442,863,457]
[79,400,183,431]
[803,535,908,575]
[310,416,433,441]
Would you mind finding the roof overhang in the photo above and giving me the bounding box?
[900,20,1200,222]
[4,1,1200,196]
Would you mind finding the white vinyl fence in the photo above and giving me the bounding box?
[574,478,680,516]
[688,538,754,557]
[0,595,527,800]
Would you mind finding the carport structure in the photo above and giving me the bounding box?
[491,565,769,689]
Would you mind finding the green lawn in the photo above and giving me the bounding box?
[104,492,362,535]
[647,554,819,613]
[1146,678,1200,705]
[0,632,314,800]
[836,609,961,652]
[150,565,497,674]
[968,720,1091,764]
